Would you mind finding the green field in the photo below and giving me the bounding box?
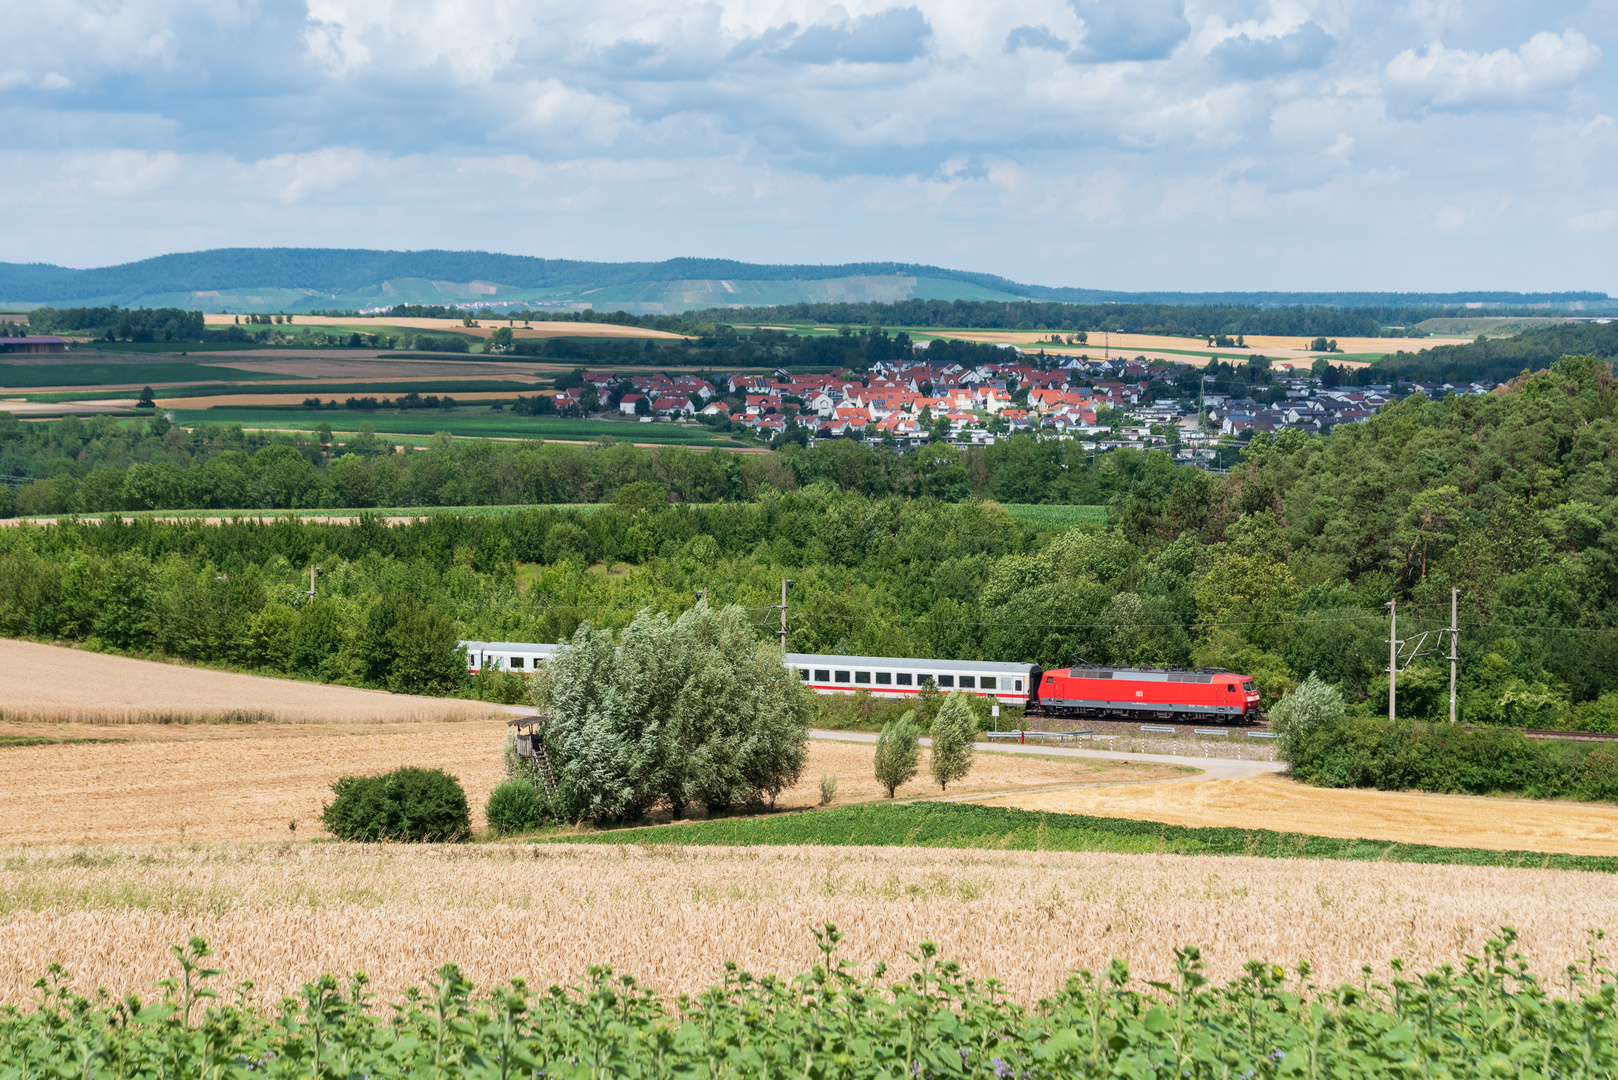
[0,362,287,388]
[167,407,752,445]
[551,800,1617,872]
[23,380,548,404]
[1000,504,1107,529]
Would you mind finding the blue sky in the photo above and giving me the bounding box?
[1,0,1613,292]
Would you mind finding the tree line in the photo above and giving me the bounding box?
[0,412,1171,516]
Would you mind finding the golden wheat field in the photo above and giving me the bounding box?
[984,773,1618,857]
[0,717,1186,844]
[0,638,500,725]
[2,841,1615,1006]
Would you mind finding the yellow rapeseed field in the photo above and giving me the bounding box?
[2,841,1614,1007]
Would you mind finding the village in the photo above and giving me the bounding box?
[553,347,1498,467]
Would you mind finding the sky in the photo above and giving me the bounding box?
[1,0,1614,293]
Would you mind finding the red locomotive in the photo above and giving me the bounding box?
[1032,665,1262,723]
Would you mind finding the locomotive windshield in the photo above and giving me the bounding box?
[1242,680,1255,692]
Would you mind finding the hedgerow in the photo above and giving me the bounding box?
[1287,718,1618,804]
[5,928,1616,1078]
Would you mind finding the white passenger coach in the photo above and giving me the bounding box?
[461,642,1037,706]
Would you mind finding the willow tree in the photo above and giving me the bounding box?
[538,605,814,822]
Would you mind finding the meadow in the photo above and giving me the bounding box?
[0,362,283,389]
[165,407,753,444]
[23,380,541,403]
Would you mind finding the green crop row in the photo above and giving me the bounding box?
[551,800,1618,872]
[5,928,1615,1078]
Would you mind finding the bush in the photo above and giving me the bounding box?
[873,711,921,798]
[320,767,472,842]
[1268,672,1346,756]
[1286,717,1618,804]
[485,779,547,835]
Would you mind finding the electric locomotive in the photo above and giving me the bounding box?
[1031,664,1263,723]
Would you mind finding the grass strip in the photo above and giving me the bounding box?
[546,800,1618,872]
[0,735,125,747]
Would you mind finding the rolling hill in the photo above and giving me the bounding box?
[0,248,1612,315]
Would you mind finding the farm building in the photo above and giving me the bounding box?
[0,336,68,354]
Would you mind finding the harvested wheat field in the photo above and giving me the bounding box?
[983,772,1618,857]
[1,841,1614,1006]
[0,719,1185,844]
[0,638,500,725]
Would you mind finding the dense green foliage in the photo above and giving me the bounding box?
[484,778,548,836]
[538,605,813,821]
[560,801,1618,872]
[0,410,1179,513]
[1286,719,1618,803]
[1375,321,1618,384]
[27,306,204,342]
[319,767,472,842]
[11,926,1618,1080]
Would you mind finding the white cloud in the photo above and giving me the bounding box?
[251,147,377,203]
[1386,29,1602,110]
[0,2,1613,294]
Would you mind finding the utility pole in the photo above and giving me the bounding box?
[778,579,793,650]
[308,565,322,598]
[1386,599,1397,721]
[1448,588,1460,724]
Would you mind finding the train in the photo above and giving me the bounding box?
[461,640,1264,724]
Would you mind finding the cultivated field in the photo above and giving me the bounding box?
[985,773,1618,857]
[0,638,498,725]
[1,841,1613,1007]
[0,712,1187,844]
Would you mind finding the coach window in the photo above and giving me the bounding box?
[835,670,851,683]
[815,669,830,682]
[896,673,913,686]
[876,672,892,685]
[855,671,871,684]
[1014,679,1023,691]
[938,675,954,688]
[510,657,525,669]
[798,669,810,680]
[958,676,974,689]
